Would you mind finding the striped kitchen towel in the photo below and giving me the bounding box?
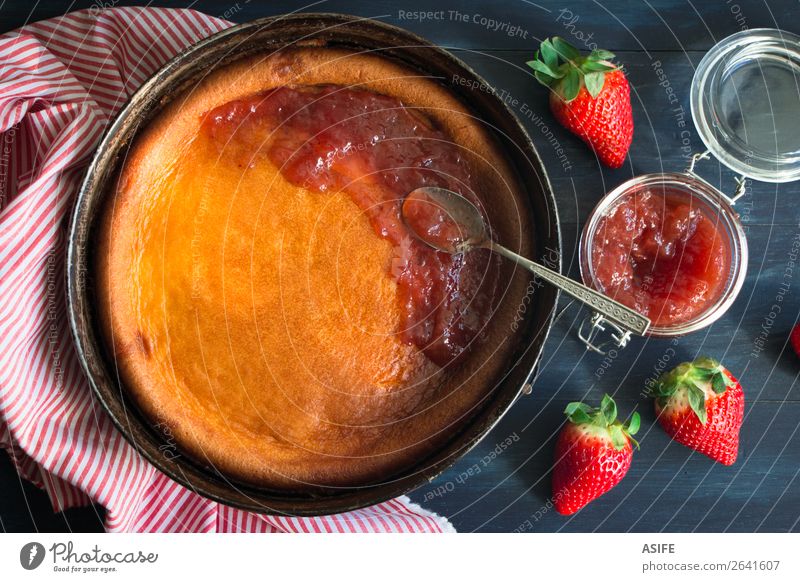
[0,6,454,533]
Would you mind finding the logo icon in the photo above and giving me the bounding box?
[20,542,46,570]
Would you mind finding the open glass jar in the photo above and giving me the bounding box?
[577,28,800,353]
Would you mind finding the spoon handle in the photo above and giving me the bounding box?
[486,242,651,336]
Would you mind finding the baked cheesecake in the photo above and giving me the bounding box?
[97,47,532,489]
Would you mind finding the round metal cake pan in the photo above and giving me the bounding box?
[66,13,561,516]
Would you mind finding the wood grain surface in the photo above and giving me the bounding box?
[2,0,798,532]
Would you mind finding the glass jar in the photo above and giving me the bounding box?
[576,28,800,353]
[579,170,748,339]
[691,28,800,183]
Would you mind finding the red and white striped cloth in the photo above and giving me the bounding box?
[0,7,454,533]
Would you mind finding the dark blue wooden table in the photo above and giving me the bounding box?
[2,0,799,533]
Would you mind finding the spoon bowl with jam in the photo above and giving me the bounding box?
[402,187,652,342]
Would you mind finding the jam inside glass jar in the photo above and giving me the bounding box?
[580,174,747,336]
[591,189,729,326]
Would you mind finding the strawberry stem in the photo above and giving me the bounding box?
[527,36,617,101]
[564,394,639,450]
[653,357,735,425]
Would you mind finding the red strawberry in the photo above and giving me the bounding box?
[653,357,744,465]
[790,323,800,358]
[528,37,633,168]
[552,394,639,515]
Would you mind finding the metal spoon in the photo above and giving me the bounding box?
[401,187,651,337]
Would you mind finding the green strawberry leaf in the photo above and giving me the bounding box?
[687,383,708,425]
[655,378,676,399]
[532,37,619,103]
[540,39,558,69]
[552,37,580,61]
[582,60,616,72]
[623,411,640,449]
[723,371,734,388]
[564,401,593,425]
[564,402,592,415]
[601,394,617,425]
[689,357,732,395]
[590,48,616,60]
[711,371,728,394]
[561,67,581,101]
[609,424,627,450]
[652,357,738,427]
[693,356,718,370]
[564,395,638,451]
[584,71,605,98]
[690,367,714,383]
[526,59,564,79]
[533,70,553,87]
[626,411,641,435]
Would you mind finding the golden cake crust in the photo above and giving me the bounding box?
[96,47,532,489]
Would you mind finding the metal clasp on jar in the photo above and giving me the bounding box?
[686,150,748,205]
[577,313,633,355]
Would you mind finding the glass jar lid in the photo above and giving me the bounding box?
[691,28,800,183]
